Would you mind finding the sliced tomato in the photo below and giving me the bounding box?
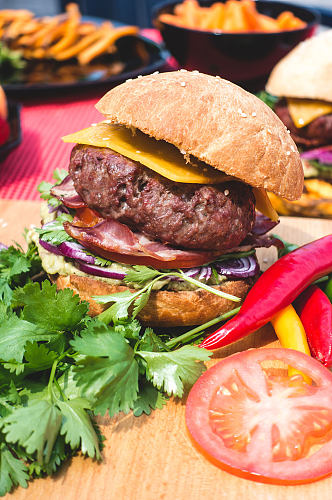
[185,348,332,484]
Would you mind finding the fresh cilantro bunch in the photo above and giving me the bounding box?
[0,242,43,306]
[0,245,215,496]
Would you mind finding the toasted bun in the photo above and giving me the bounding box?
[96,71,303,201]
[55,274,253,327]
[266,30,332,102]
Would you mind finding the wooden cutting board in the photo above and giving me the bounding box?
[1,199,332,500]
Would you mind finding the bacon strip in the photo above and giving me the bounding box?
[228,234,284,253]
[64,218,220,268]
[51,175,87,209]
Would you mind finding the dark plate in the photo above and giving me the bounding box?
[0,102,21,160]
[1,17,169,96]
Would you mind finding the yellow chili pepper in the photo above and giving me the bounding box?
[271,304,311,384]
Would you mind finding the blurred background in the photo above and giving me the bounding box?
[2,0,332,26]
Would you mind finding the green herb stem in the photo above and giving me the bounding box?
[177,271,240,302]
[47,359,59,401]
[166,306,241,348]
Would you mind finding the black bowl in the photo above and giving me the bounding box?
[153,0,319,89]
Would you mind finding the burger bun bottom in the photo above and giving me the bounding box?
[55,274,254,327]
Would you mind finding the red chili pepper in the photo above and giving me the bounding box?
[294,285,332,367]
[200,234,332,350]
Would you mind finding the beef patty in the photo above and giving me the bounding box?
[69,145,256,251]
[275,100,332,148]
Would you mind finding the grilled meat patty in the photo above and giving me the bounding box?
[275,100,332,148]
[69,144,256,251]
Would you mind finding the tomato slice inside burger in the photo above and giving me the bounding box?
[185,348,332,484]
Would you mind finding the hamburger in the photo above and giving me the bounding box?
[35,71,302,327]
[265,30,332,218]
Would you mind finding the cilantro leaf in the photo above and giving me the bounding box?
[37,169,68,208]
[24,343,59,372]
[138,328,169,352]
[114,319,141,340]
[0,278,14,306]
[124,265,160,285]
[0,316,58,362]
[53,169,69,183]
[0,244,41,306]
[132,381,166,417]
[35,213,74,246]
[96,290,138,323]
[0,442,29,496]
[138,346,211,397]
[3,399,62,464]
[56,398,101,459]
[27,435,68,477]
[57,367,82,400]
[71,325,139,416]
[2,361,25,376]
[85,252,112,267]
[13,281,88,332]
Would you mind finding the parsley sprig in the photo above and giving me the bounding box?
[96,265,240,324]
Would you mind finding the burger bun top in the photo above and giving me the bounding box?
[96,71,303,201]
[266,30,332,102]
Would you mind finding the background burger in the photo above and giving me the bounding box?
[265,29,332,218]
[35,71,302,327]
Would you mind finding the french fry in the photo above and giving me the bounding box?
[48,11,81,56]
[277,11,305,30]
[214,4,226,30]
[181,0,200,28]
[55,24,109,61]
[200,3,224,30]
[78,22,97,36]
[78,25,138,65]
[242,0,260,30]
[3,13,33,41]
[39,17,70,48]
[256,13,280,32]
[224,1,248,32]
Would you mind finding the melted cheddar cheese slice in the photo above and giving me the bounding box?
[62,122,231,184]
[287,98,332,128]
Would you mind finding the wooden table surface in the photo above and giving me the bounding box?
[1,199,332,500]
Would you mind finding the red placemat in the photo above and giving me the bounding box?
[0,95,102,201]
[0,29,177,202]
